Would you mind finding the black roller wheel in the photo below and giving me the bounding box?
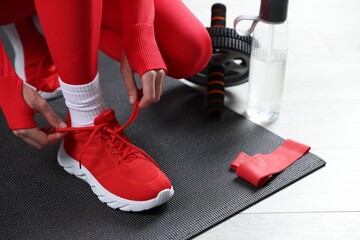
[186,27,251,87]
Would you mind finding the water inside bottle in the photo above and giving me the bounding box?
[246,48,287,123]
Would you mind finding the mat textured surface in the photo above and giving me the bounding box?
[0,37,325,239]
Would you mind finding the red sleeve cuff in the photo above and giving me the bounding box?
[124,23,167,77]
[0,74,36,130]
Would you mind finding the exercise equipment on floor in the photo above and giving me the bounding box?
[186,3,252,117]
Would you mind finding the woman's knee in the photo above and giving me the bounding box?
[190,27,212,76]
[166,26,212,79]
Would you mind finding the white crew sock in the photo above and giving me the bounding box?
[59,73,107,127]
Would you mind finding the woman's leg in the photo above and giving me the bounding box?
[35,0,101,85]
[100,0,212,79]
[153,0,212,78]
[100,0,123,62]
[34,0,106,127]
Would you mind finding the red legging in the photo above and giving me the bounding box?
[1,0,102,85]
[34,0,102,85]
[101,0,212,79]
[1,0,211,84]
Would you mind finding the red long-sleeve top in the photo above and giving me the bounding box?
[100,0,167,76]
[119,0,167,76]
[0,40,36,130]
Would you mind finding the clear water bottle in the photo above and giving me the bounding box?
[234,0,289,123]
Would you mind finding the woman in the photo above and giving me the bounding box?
[0,0,211,211]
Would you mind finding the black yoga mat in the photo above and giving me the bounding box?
[0,39,326,240]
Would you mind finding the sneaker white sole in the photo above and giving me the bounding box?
[2,23,26,80]
[39,87,62,100]
[57,141,174,212]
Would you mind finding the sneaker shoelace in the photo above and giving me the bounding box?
[56,100,158,169]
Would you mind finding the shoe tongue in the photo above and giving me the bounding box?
[94,109,116,125]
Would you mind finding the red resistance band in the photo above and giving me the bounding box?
[230,139,311,187]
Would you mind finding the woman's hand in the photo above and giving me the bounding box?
[12,84,67,149]
[120,51,166,109]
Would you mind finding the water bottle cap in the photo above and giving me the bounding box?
[260,0,289,23]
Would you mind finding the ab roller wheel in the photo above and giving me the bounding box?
[187,27,251,87]
[185,3,252,117]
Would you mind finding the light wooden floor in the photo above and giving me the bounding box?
[182,0,360,239]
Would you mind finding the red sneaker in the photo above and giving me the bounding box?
[56,103,174,211]
[24,52,62,100]
[3,21,62,100]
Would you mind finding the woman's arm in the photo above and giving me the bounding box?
[0,39,67,148]
[120,0,166,77]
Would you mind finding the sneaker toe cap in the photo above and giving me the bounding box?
[100,160,172,201]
